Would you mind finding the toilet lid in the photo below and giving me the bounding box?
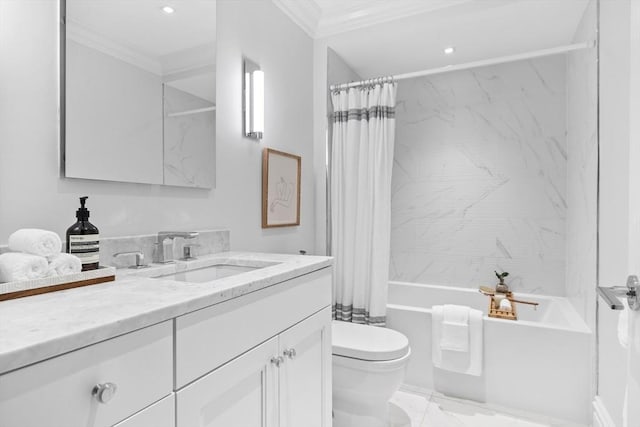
[332,321,409,361]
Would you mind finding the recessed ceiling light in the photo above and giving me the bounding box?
[444,46,455,55]
[161,6,175,14]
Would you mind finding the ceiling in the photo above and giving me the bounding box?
[274,0,592,79]
[67,0,216,72]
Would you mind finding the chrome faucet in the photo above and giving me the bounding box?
[153,231,199,263]
[113,251,148,269]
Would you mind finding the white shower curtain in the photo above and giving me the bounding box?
[330,81,397,326]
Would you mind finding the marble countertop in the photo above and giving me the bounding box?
[0,252,332,375]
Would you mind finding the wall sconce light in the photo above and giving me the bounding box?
[243,58,264,139]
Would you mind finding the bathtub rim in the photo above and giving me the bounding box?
[387,280,591,334]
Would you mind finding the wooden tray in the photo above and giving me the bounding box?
[0,266,116,302]
[487,292,518,321]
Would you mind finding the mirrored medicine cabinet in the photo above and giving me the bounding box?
[61,0,217,188]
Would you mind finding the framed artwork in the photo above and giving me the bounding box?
[262,148,301,228]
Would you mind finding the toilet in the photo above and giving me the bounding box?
[332,320,411,427]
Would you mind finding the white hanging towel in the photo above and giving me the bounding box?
[432,304,483,376]
[618,300,630,349]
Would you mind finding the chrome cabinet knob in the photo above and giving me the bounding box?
[283,348,297,359]
[270,356,285,367]
[92,382,117,404]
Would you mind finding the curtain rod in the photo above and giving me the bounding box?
[329,40,596,90]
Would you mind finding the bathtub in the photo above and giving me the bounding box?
[386,281,592,424]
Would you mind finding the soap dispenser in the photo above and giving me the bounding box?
[66,196,100,271]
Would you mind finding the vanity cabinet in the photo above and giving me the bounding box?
[0,266,332,427]
[0,321,173,427]
[174,268,332,387]
[278,306,331,427]
[176,336,279,426]
[113,394,175,427]
[176,307,331,427]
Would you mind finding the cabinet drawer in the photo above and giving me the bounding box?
[176,268,331,387]
[114,394,175,427]
[0,321,173,427]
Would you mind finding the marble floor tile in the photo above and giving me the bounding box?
[389,387,587,427]
[389,389,431,427]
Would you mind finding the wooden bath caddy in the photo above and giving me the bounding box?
[0,266,116,302]
[488,292,518,320]
[479,286,518,320]
[479,286,540,321]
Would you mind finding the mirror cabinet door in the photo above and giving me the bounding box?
[63,0,216,188]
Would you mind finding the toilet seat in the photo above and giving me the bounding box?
[332,321,409,361]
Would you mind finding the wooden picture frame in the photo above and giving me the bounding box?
[262,148,301,228]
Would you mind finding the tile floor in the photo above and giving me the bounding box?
[389,386,587,427]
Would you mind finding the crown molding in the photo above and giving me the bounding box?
[159,43,216,76]
[271,0,321,38]
[66,20,162,75]
[272,0,473,39]
[66,21,216,78]
[316,0,472,38]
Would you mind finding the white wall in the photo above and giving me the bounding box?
[0,0,315,254]
[65,39,164,184]
[312,45,364,256]
[327,48,362,102]
[312,40,329,256]
[391,56,567,295]
[598,0,632,425]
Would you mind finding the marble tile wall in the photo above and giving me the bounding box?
[100,228,230,268]
[565,0,598,327]
[391,56,567,295]
[163,85,216,188]
[0,229,231,267]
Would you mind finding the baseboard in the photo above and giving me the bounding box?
[593,396,616,427]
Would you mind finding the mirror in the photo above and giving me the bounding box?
[63,0,216,188]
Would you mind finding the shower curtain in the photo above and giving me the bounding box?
[330,81,397,326]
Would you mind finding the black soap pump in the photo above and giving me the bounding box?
[66,196,100,271]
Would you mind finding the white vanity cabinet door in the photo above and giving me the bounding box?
[114,394,175,427]
[278,307,332,427]
[176,337,279,427]
[0,321,173,427]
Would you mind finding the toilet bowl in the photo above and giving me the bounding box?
[332,320,411,427]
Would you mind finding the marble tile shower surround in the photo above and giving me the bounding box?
[390,56,567,295]
[565,0,598,328]
[163,85,216,188]
[0,229,230,269]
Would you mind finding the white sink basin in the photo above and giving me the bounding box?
[155,264,260,283]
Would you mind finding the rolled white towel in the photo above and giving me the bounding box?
[499,299,512,312]
[0,252,49,282]
[48,253,82,276]
[8,229,62,258]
